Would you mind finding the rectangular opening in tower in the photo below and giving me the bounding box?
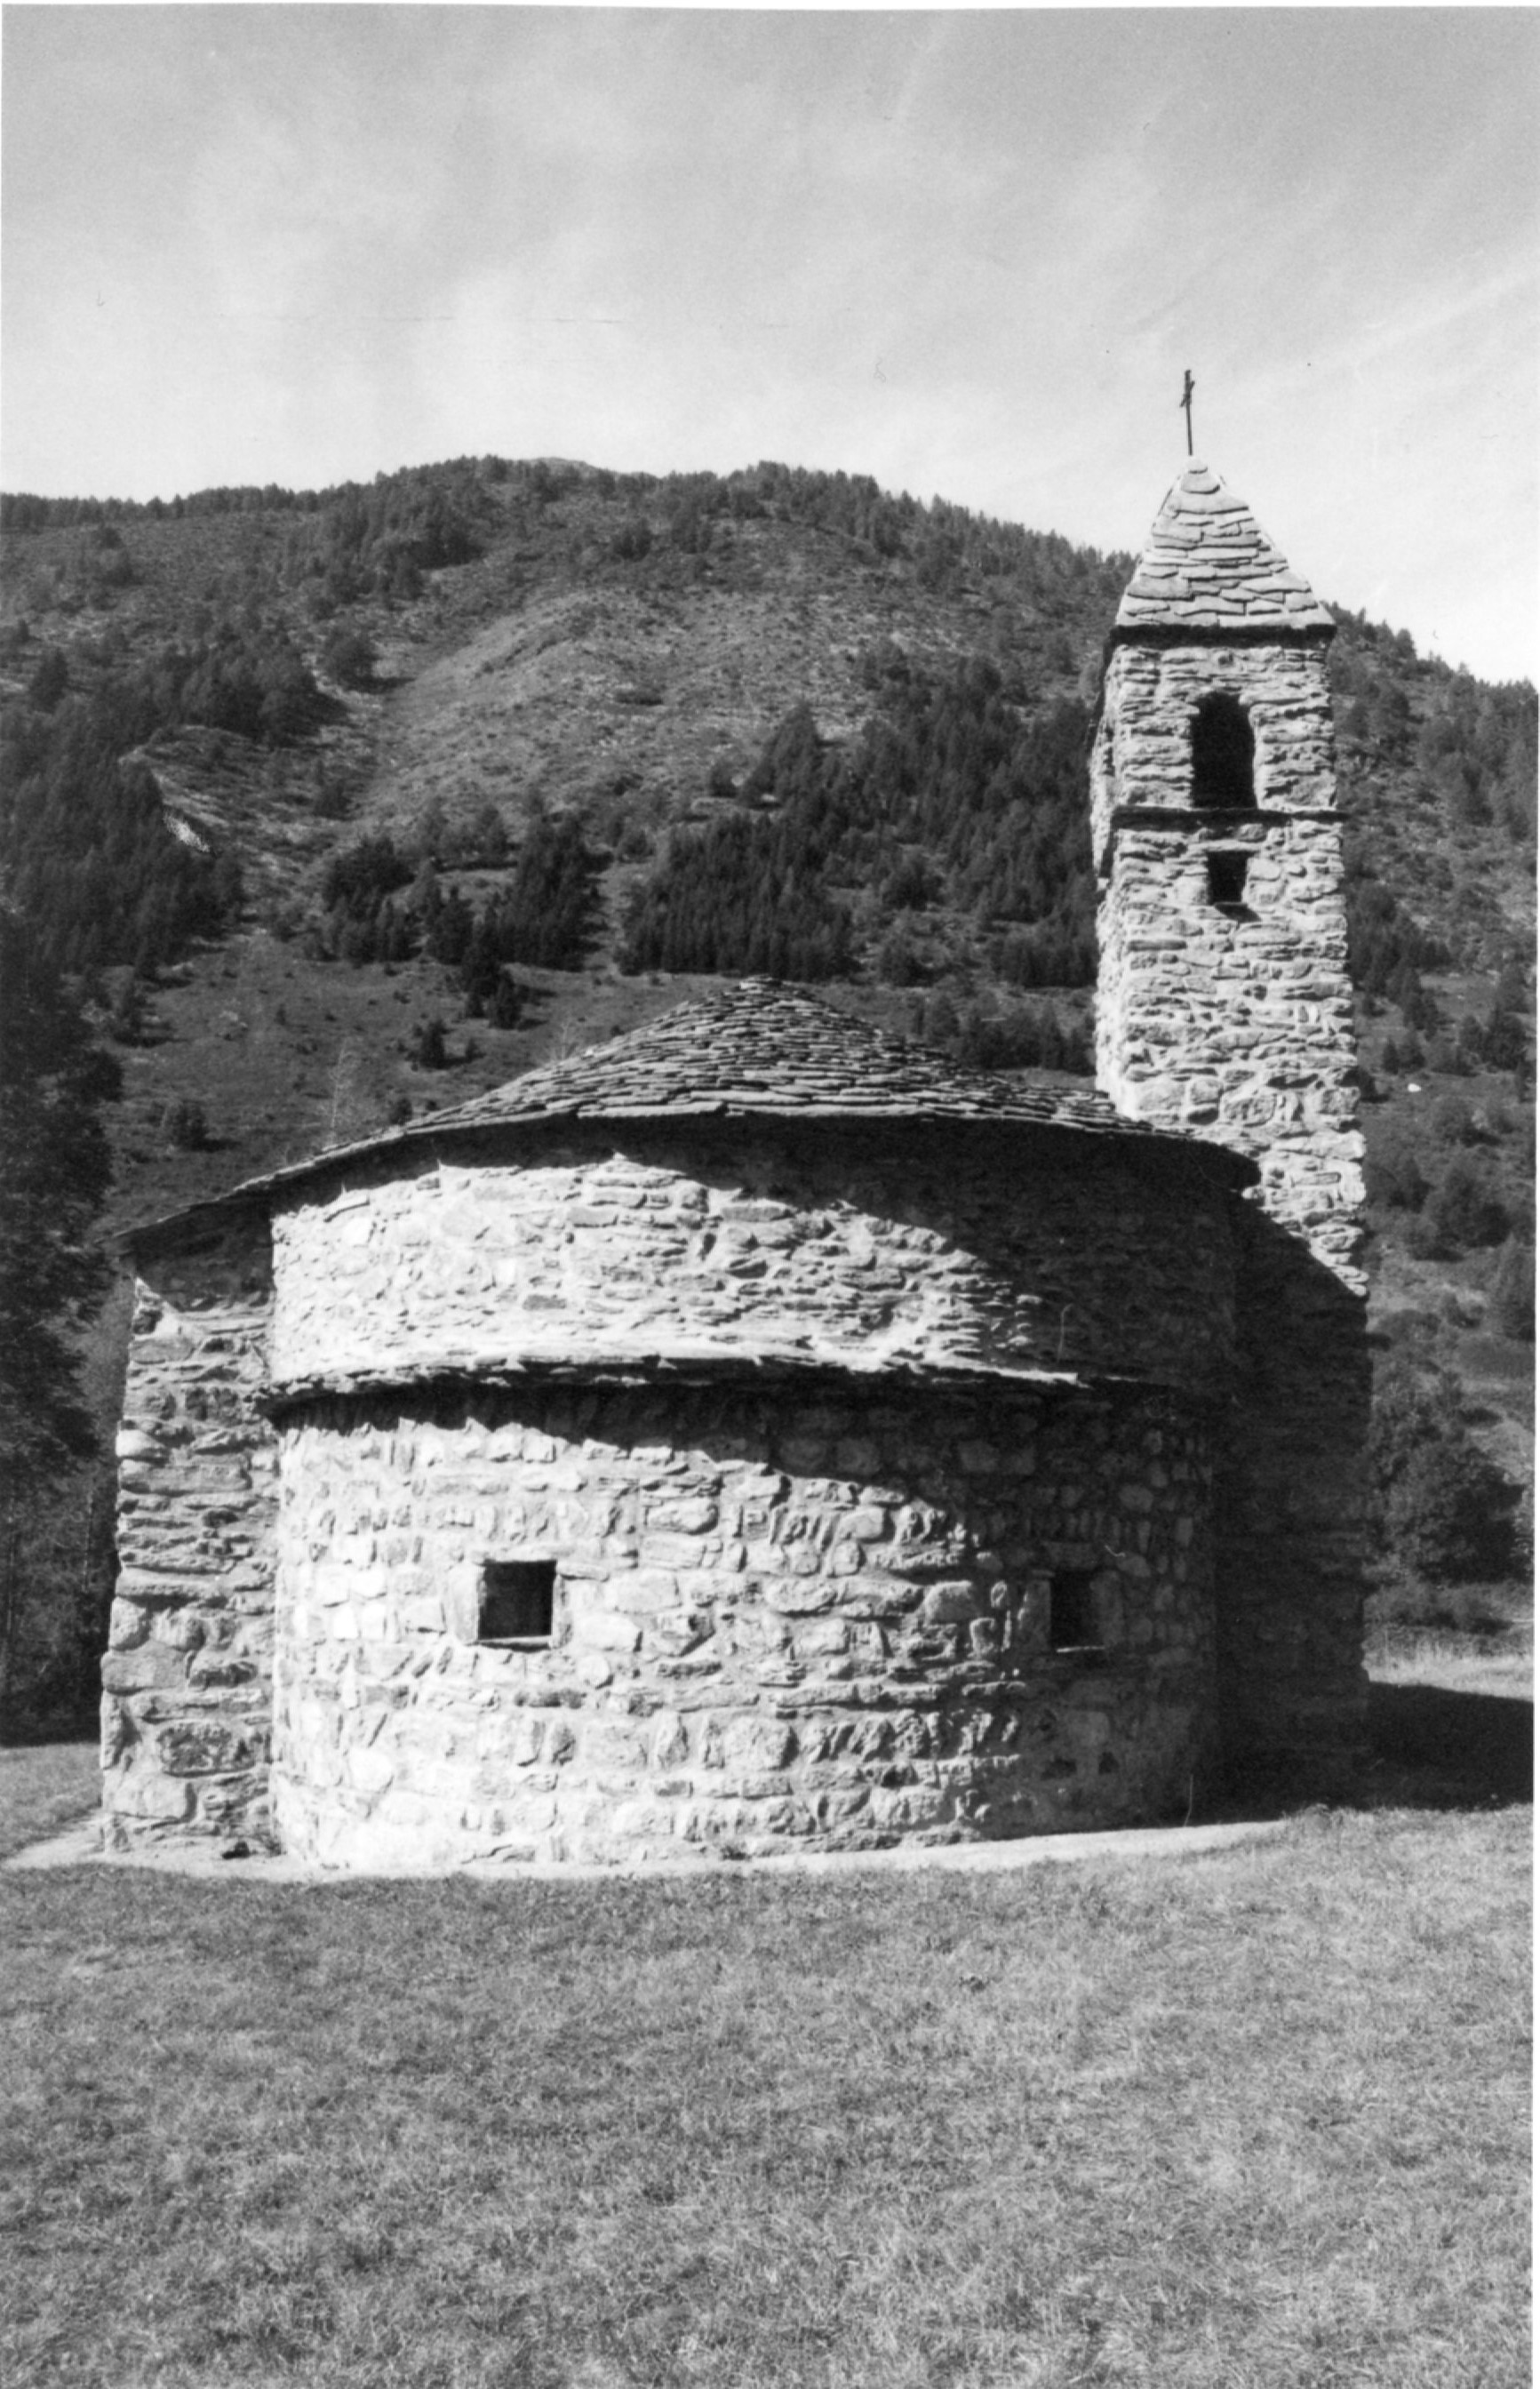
[1207,851,1249,911]
[1049,1570,1101,1651]
[478,1559,556,1642]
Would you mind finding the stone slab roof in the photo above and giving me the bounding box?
[1115,460,1334,635]
[423,980,1132,1131]
[124,981,1255,1248]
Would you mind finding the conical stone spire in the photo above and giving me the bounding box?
[1115,459,1334,635]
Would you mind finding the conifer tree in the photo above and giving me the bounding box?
[0,910,121,1718]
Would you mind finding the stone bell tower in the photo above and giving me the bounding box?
[1090,457,1368,1777]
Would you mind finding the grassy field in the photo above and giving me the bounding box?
[1366,1629,1532,1700]
[0,1736,101,1866]
[1,1724,1530,2389]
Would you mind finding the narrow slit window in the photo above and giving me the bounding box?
[479,1559,555,1642]
[1049,1570,1101,1652]
[1191,693,1256,809]
[1207,851,1249,910]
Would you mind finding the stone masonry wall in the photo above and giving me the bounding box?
[1095,813,1363,1280]
[1089,639,1337,857]
[1214,1205,1370,1768]
[1092,630,1368,1770]
[1091,636,1362,1281]
[272,1380,1216,1868]
[101,1211,277,1848]
[269,1125,1239,1401]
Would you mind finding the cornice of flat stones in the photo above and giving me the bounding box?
[1095,804,1337,875]
[1107,805,1332,833]
[1106,622,1335,653]
[121,1107,1257,1259]
[258,1354,1224,1422]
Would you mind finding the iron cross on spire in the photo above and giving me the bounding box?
[1179,371,1195,457]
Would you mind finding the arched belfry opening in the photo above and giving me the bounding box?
[1191,692,1256,809]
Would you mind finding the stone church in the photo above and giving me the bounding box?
[100,458,1368,1867]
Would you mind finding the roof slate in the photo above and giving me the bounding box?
[1115,460,1334,635]
[116,979,1250,1251]
[125,981,1255,1246]
[419,979,1134,1132]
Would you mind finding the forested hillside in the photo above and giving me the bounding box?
[1,452,1533,1718]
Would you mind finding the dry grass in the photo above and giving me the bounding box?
[2,1799,1529,2389]
[1368,1629,1532,1701]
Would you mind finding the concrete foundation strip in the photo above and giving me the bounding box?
[6,1813,1294,1882]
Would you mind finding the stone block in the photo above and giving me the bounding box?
[347,1744,395,1794]
[759,1576,840,1618]
[639,1533,714,1570]
[650,1714,690,1768]
[152,1719,264,1777]
[920,1581,983,1626]
[101,1644,188,1694]
[582,1720,646,1772]
[108,1600,151,1651]
[853,1569,936,1622]
[190,1646,262,1689]
[611,1570,680,1615]
[650,1498,719,1533]
[867,1785,947,1832]
[650,1610,714,1658]
[156,1608,210,1650]
[106,1768,195,1825]
[571,1610,643,1655]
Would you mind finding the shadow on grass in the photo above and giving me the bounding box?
[1208,1679,1533,1825]
[0,1708,100,1752]
[1366,1681,1533,1810]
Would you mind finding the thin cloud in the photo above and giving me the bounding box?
[4,8,1535,678]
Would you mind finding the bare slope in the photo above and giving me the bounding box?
[0,456,1531,1719]
[1,459,1124,1226]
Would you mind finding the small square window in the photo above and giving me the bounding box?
[1207,851,1249,910]
[479,1559,555,1642]
[1049,1570,1100,1652]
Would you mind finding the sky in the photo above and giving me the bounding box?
[4,6,1537,683]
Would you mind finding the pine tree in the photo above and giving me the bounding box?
[0,910,121,1719]
[411,1017,449,1070]
[0,910,120,1490]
